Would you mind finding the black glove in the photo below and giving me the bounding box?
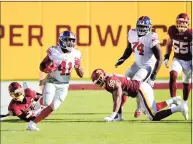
[150,72,156,81]
[164,54,170,61]
[115,59,125,67]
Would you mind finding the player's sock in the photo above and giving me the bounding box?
[39,97,44,105]
[153,109,173,121]
[118,106,122,114]
[183,83,191,101]
[169,71,178,97]
[33,105,53,124]
[121,95,128,107]
[156,101,167,111]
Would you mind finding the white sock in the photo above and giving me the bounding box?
[171,105,181,113]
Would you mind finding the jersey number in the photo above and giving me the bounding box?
[58,61,73,75]
[173,40,189,54]
[108,80,115,88]
[132,42,144,55]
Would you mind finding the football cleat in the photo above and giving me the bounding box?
[27,121,40,131]
[172,96,182,106]
[134,108,142,118]
[170,104,177,109]
[114,114,123,122]
[180,101,188,120]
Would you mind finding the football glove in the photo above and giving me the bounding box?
[115,58,125,68]
[147,73,156,87]
[74,58,81,68]
[44,61,57,73]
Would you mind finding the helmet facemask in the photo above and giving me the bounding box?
[9,88,24,101]
[58,31,76,53]
[59,37,76,52]
[93,73,106,88]
[91,69,106,88]
[176,18,189,33]
[136,24,151,36]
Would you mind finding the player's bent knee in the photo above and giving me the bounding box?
[152,116,161,121]
[59,96,65,102]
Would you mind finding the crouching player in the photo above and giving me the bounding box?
[91,68,188,121]
[7,82,44,122]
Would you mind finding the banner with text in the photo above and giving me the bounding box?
[1,2,191,80]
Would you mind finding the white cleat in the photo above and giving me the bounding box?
[172,96,182,106]
[113,114,123,122]
[170,104,177,108]
[27,121,40,131]
[180,101,189,120]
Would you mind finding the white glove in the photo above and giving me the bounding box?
[104,116,114,122]
[104,112,117,122]
[147,79,155,88]
[164,59,169,68]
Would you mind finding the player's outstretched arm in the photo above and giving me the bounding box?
[112,80,123,113]
[104,80,123,122]
[164,37,173,68]
[115,43,132,68]
[148,44,163,87]
[152,43,163,76]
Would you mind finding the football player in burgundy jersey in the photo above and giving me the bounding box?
[91,68,188,121]
[164,13,192,120]
[7,82,44,122]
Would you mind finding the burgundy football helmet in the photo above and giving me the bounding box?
[91,68,106,88]
[8,82,24,101]
[176,13,189,32]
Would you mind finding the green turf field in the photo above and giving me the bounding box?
[1,90,192,144]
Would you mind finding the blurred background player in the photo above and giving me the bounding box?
[91,68,188,122]
[27,30,84,131]
[115,16,162,119]
[164,13,192,120]
[7,82,44,122]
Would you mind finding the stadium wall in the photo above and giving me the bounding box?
[1,2,191,80]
